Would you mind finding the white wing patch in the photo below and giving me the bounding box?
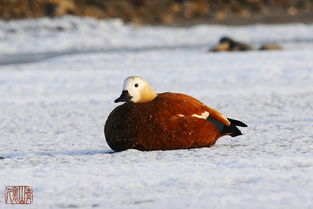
[171,114,185,120]
[192,111,209,119]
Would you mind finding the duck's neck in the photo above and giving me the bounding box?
[138,87,157,103]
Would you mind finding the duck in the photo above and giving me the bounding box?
[104,76,247,151]
[209,36,283,52]
[210,36,255,52]
[259,44,283,51]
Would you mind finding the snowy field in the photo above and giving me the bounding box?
[0,16,313,209]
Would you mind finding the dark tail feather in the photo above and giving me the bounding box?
[222,125,242,137]
[221,118,247,137]
[227,118,248,127]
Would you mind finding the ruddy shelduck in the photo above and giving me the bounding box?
[210,36,283,52]
[104,76,247,151]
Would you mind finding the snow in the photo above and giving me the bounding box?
[0,16,313,209]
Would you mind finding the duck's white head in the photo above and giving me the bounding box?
[114,76,157,103]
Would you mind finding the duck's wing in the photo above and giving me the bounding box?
[157,93,231,126]
[204,106,231,126]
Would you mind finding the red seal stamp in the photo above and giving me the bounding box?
[4,186,33,204]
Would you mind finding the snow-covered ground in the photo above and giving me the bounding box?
[0,16,313,209]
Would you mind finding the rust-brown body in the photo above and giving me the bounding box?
[105,93,230,151]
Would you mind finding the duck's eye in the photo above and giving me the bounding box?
[134,83,139,88]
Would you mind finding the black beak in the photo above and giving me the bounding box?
[114,90,132,103]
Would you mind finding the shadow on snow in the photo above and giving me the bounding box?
[0,149,114,159]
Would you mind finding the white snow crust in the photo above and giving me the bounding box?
[0,16,312,209]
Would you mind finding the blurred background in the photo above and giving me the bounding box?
[1,0,313,25]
